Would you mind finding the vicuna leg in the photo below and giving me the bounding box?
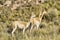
[30,25,33,32]
[23,28,26,35]
[36,24,39,30]
[12,25,17,34]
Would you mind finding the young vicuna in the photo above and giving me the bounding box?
[30,11,47,30]
[11,13,36,34]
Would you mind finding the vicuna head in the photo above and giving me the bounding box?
[39,10,47,18]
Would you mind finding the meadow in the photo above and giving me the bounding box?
[0,0,60,40]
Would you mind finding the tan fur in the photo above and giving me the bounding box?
[11,13,36,34]
[30,11,47,30]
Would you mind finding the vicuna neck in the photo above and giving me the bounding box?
[39,11,45,21]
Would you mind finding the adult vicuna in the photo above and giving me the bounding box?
[11,13,36,35]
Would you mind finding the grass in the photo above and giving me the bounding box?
[0,0,60,40]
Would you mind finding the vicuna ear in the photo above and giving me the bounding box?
[39,11,42,17]
[31,12,36,18]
